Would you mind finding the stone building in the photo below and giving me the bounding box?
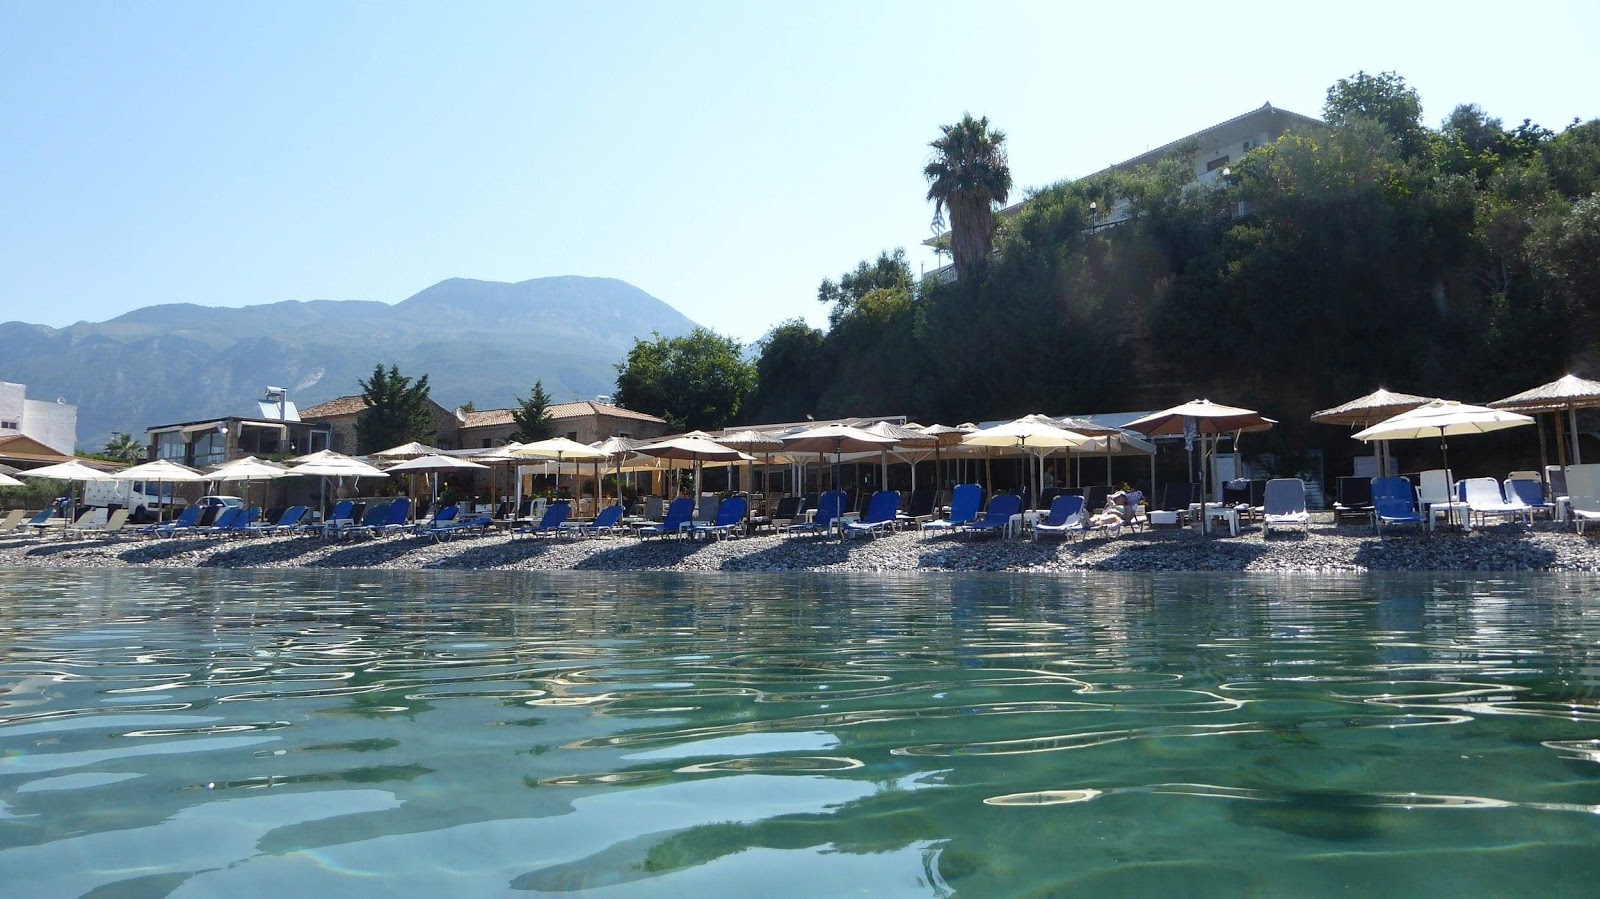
[299,395,463,454]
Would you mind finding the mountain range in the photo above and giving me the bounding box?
[0,276,701,451]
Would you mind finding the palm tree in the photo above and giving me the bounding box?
[103,432,144,463]
[924,114,1012,284]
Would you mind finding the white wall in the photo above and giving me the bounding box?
[22,397,78,454]
[0,382,23,439]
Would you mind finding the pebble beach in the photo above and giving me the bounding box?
[4,515,1599,573]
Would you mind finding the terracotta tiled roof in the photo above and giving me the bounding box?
[299,395,370,419]
[548,401,666,424]
[461,409,515,428]
[457,401,666,431]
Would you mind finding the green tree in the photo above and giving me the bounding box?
[746,319,826,423]
[509,380,555,443]
[102,432,144,464]
[355,364,435,454]
[1324,70,1426,157]
[614,328,756,432]
[924,113,1012,283]
[818,249,914,326]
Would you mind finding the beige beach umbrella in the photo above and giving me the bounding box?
[1489,374,1600,466]
[718,429,786,497]
[109,458,206,522]
[781,424,897,492]
[861,421,937,492]
[588,436,644,506]
[1353,399,1534,476]
[634,435,753,498]
[916,423,975,492]
[1126,399,1276,533]
[1311,388,1431,476]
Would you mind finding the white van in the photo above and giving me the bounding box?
[81,479,182,521]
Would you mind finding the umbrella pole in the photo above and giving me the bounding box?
[1555,412,1568,469]
[1537,416,1550,477]
[1572,404,1583,466]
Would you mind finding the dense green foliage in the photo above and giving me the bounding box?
[925,114,1012,283]
[509,380,555,444]
[614,329,756,432]
[355,364,436,454]
[751,73,1600,468]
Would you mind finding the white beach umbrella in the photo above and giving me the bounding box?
[209,456,289,512]
[369,441,442,460]
[511,438,611,505]
[0,472,22,488]
[110,459,206,522]
[1353,399,1534,475]
[24,459,119,523]
[383,453,490,516]
[963,414,1092,505]
[289,453,388,518]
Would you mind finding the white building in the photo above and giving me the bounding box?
[0,381,77,455]
[923,102,1323,283]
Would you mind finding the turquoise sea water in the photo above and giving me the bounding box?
[1,570,1598,897]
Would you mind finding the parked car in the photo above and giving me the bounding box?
[195,496,245,510]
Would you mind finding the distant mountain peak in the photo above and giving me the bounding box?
[0,275,699,450]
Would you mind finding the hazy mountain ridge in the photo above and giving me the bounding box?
[0,277,700,450]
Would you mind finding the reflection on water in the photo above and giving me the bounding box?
[1,570,1599,896]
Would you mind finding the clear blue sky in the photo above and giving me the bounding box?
[3,1,1597,343]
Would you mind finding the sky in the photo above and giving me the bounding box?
[3,1,1598,344]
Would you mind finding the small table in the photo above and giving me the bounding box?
[1190,504,1240,536]
[1423,501,1470,532]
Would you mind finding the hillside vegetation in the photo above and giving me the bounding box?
[745,73,1600,469]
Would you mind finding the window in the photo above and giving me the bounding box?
[482,438,491,448]
[0,420,18,430]
[1206,155,1231,172]
[566,431,578,441]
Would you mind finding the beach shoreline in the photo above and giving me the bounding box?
[3,518,1598,574]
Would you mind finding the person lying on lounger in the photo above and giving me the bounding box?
[1088,486,1139,527]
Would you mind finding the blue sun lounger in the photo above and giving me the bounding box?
[844,490,900,539]
[423,513,492,542]
[412,504,458,535]
[143,504,201,537]
[563,504,626,538]
[637,498,693,540]
[516,501,572,537]
[920,484,983,535]
[690,496,748,540]
[1032,494,1086,540]
[784,490,845,537]
[962,494,1021,539]
[1372,476,1425,536]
